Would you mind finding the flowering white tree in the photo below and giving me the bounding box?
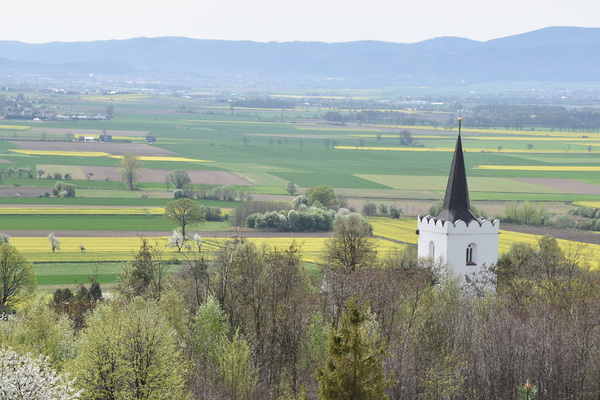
[0,346,82,399]
[193,233,203,252]
[167,231,185,252]
[47,233,60,253]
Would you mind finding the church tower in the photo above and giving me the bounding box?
[417,119,500,276]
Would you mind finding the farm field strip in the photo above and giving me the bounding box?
[574,201,600,208]
[14,226,595,265]
[478,165,600,171]
[334,146,596,154]
[8,149,214,163]
[10,149,112,157]
[358,175,561,193]
[8,235,405,264]
[0,125,29,130]
[181,119,291,126]
[0,207,165,215]
[374,125,600,139]
[354,134,600,143]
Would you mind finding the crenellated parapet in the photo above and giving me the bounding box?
[417,214,500,234]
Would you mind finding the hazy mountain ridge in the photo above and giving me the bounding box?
[0,26,598,87]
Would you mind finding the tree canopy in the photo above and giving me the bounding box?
[168,169,192,190]
[316,297,393,399]
[119,153,142,190]
[164,198,205,239]
[306,185,337,208]
[0,243,36,312]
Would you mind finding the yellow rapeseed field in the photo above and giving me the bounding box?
[370,218,418,244]
[9,149,112,157]
[8,218,597,266]
[574,202,600,208]
[0,125,29,130]
[108,155,213,163]
[8,149,213,163]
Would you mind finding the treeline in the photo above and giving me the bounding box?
[466,104,600,131]
[570,206,600,231]
[324,110,435,127]
[502,201,600,232]
[233,97,298,109]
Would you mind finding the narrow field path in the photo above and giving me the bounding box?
[1,229,332,238]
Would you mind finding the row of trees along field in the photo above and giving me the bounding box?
[1,209,600,399]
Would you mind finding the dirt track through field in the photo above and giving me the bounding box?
[0,230,331,238]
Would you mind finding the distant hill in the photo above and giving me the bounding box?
[0,26,599,87]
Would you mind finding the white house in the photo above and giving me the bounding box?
[417,119,499,276]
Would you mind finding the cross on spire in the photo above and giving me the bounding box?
[436,118,477,223]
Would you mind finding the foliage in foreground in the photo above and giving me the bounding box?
[4,227,600,399]
[71,298,189,400]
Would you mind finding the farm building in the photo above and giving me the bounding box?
[99,134,112,142]
[146,136,157,143]
[83,136,95,142]
[417,118,499,276]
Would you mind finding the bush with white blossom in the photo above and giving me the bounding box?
[0,346,82,399]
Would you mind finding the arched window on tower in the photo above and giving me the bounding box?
[466,243,477,265]
[429,241,435,260]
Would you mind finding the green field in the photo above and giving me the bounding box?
[34,262,124,286]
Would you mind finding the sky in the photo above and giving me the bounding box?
[2,0,599,44]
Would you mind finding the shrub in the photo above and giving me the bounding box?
[378,203,388,214]
[234,200,291,227]
[389,205,402,219]
[362,202,377,216]
[293,195,309,209]
[503,201,549,225]
[54,182,75,197]
[173,189,184,199]
[200,206,223,221]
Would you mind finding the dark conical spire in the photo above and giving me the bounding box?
[436,118,477,223]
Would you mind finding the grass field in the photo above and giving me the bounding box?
[0,214,230,231]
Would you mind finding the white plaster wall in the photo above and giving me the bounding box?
[417,216,500,276]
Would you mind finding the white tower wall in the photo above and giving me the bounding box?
[418,216,500,276]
